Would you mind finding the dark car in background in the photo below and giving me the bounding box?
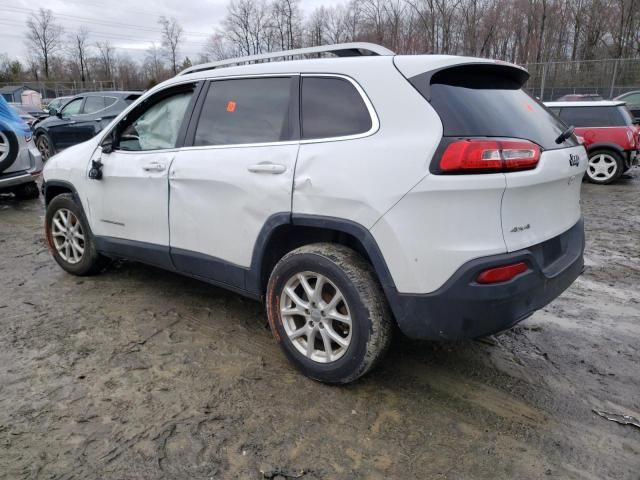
[614,90,640,121]
[33,91,141,161]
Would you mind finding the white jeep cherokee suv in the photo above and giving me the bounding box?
[42,43,587,383]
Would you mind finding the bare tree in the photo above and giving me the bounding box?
[68,28,90,84]
[144,42,165,81]
[96,40,116,81]
[25,8,64,79]
[203,32,236,61]
[225,0,270,55]
[158,16,184,75]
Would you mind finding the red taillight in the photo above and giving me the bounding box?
[477,262,529,284]
[439,139,540,173]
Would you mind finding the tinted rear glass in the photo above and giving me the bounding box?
[559,106,631,127]
[301,77,372,139]
[194,77,292,146]
[413,67,575,150]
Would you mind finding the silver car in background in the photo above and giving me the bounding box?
[0,126,43,199]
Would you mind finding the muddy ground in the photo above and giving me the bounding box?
[0,173,639,480]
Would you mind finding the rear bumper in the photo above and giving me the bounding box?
[390,219,585,340]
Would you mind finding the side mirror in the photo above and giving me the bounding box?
[48,107,57,116]
[56,110,63,119]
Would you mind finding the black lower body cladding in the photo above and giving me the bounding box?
[390,219,585,340]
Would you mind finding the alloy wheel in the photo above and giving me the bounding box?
[37,136,51,161]
[279,271,352,363]
[588,153,618,182]
[51,208,85,264]
[0,131,9,162]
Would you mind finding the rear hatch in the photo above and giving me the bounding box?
[396,59,587,251]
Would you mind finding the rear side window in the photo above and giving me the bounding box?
[413,65,576,150]
[301,77,372,139]
[559,106,631,127]
[194,77,293,146]
[83,96,105,114]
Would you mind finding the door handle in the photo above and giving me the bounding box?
[247,163,286,174]
[142,162,166,172]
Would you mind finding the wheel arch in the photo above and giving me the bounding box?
[585,142,625,155]
[248,213,397,301]
[44,180,78,206]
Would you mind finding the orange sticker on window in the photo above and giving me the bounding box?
[226,101,236,112]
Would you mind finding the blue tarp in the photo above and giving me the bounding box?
[0,96,30,135]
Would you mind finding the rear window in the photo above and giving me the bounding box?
[301,77,372,139]
[83,96,105,114]
[559,106,632,127]
[412,65,576,150]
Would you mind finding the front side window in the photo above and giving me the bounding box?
[194,77,293,146]
[560,106,630,127]
[60,98,83,117]
[116,85,195,151]
[83,96,105,114]
[301,77,372,140]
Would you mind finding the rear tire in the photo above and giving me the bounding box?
[266,243,393,384]
[0,129,19,174]
[586,149,624,184]
[45,194,106,275]
[14,181,40,200]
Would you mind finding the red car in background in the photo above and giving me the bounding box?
[545,100,639,184]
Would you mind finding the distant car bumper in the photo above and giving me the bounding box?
[0,169,41,190]
[0,142,43,191]
[390,219,585,340]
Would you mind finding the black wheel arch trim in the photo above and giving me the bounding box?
[43,179,80,205]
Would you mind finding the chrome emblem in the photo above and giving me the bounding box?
[510,224,531,233]
[569,154,580,167]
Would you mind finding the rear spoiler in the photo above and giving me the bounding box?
[394,57,529,102]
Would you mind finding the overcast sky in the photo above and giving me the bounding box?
[0,0,343,62]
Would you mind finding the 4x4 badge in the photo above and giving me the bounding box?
[569,154,580,167]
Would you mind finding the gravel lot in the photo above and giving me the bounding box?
[1,173,639,479]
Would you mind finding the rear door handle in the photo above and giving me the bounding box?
[248,163,286,174]
[142,162,166,172]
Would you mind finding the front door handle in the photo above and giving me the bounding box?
[142,162,166,172]
[247,163,286,174]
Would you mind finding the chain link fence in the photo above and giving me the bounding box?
[0,80,118,102]
[524,58,640,101]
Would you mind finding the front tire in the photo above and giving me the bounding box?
[586,149,624,184]
[266,244,393,384]
[45,194,106,275]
